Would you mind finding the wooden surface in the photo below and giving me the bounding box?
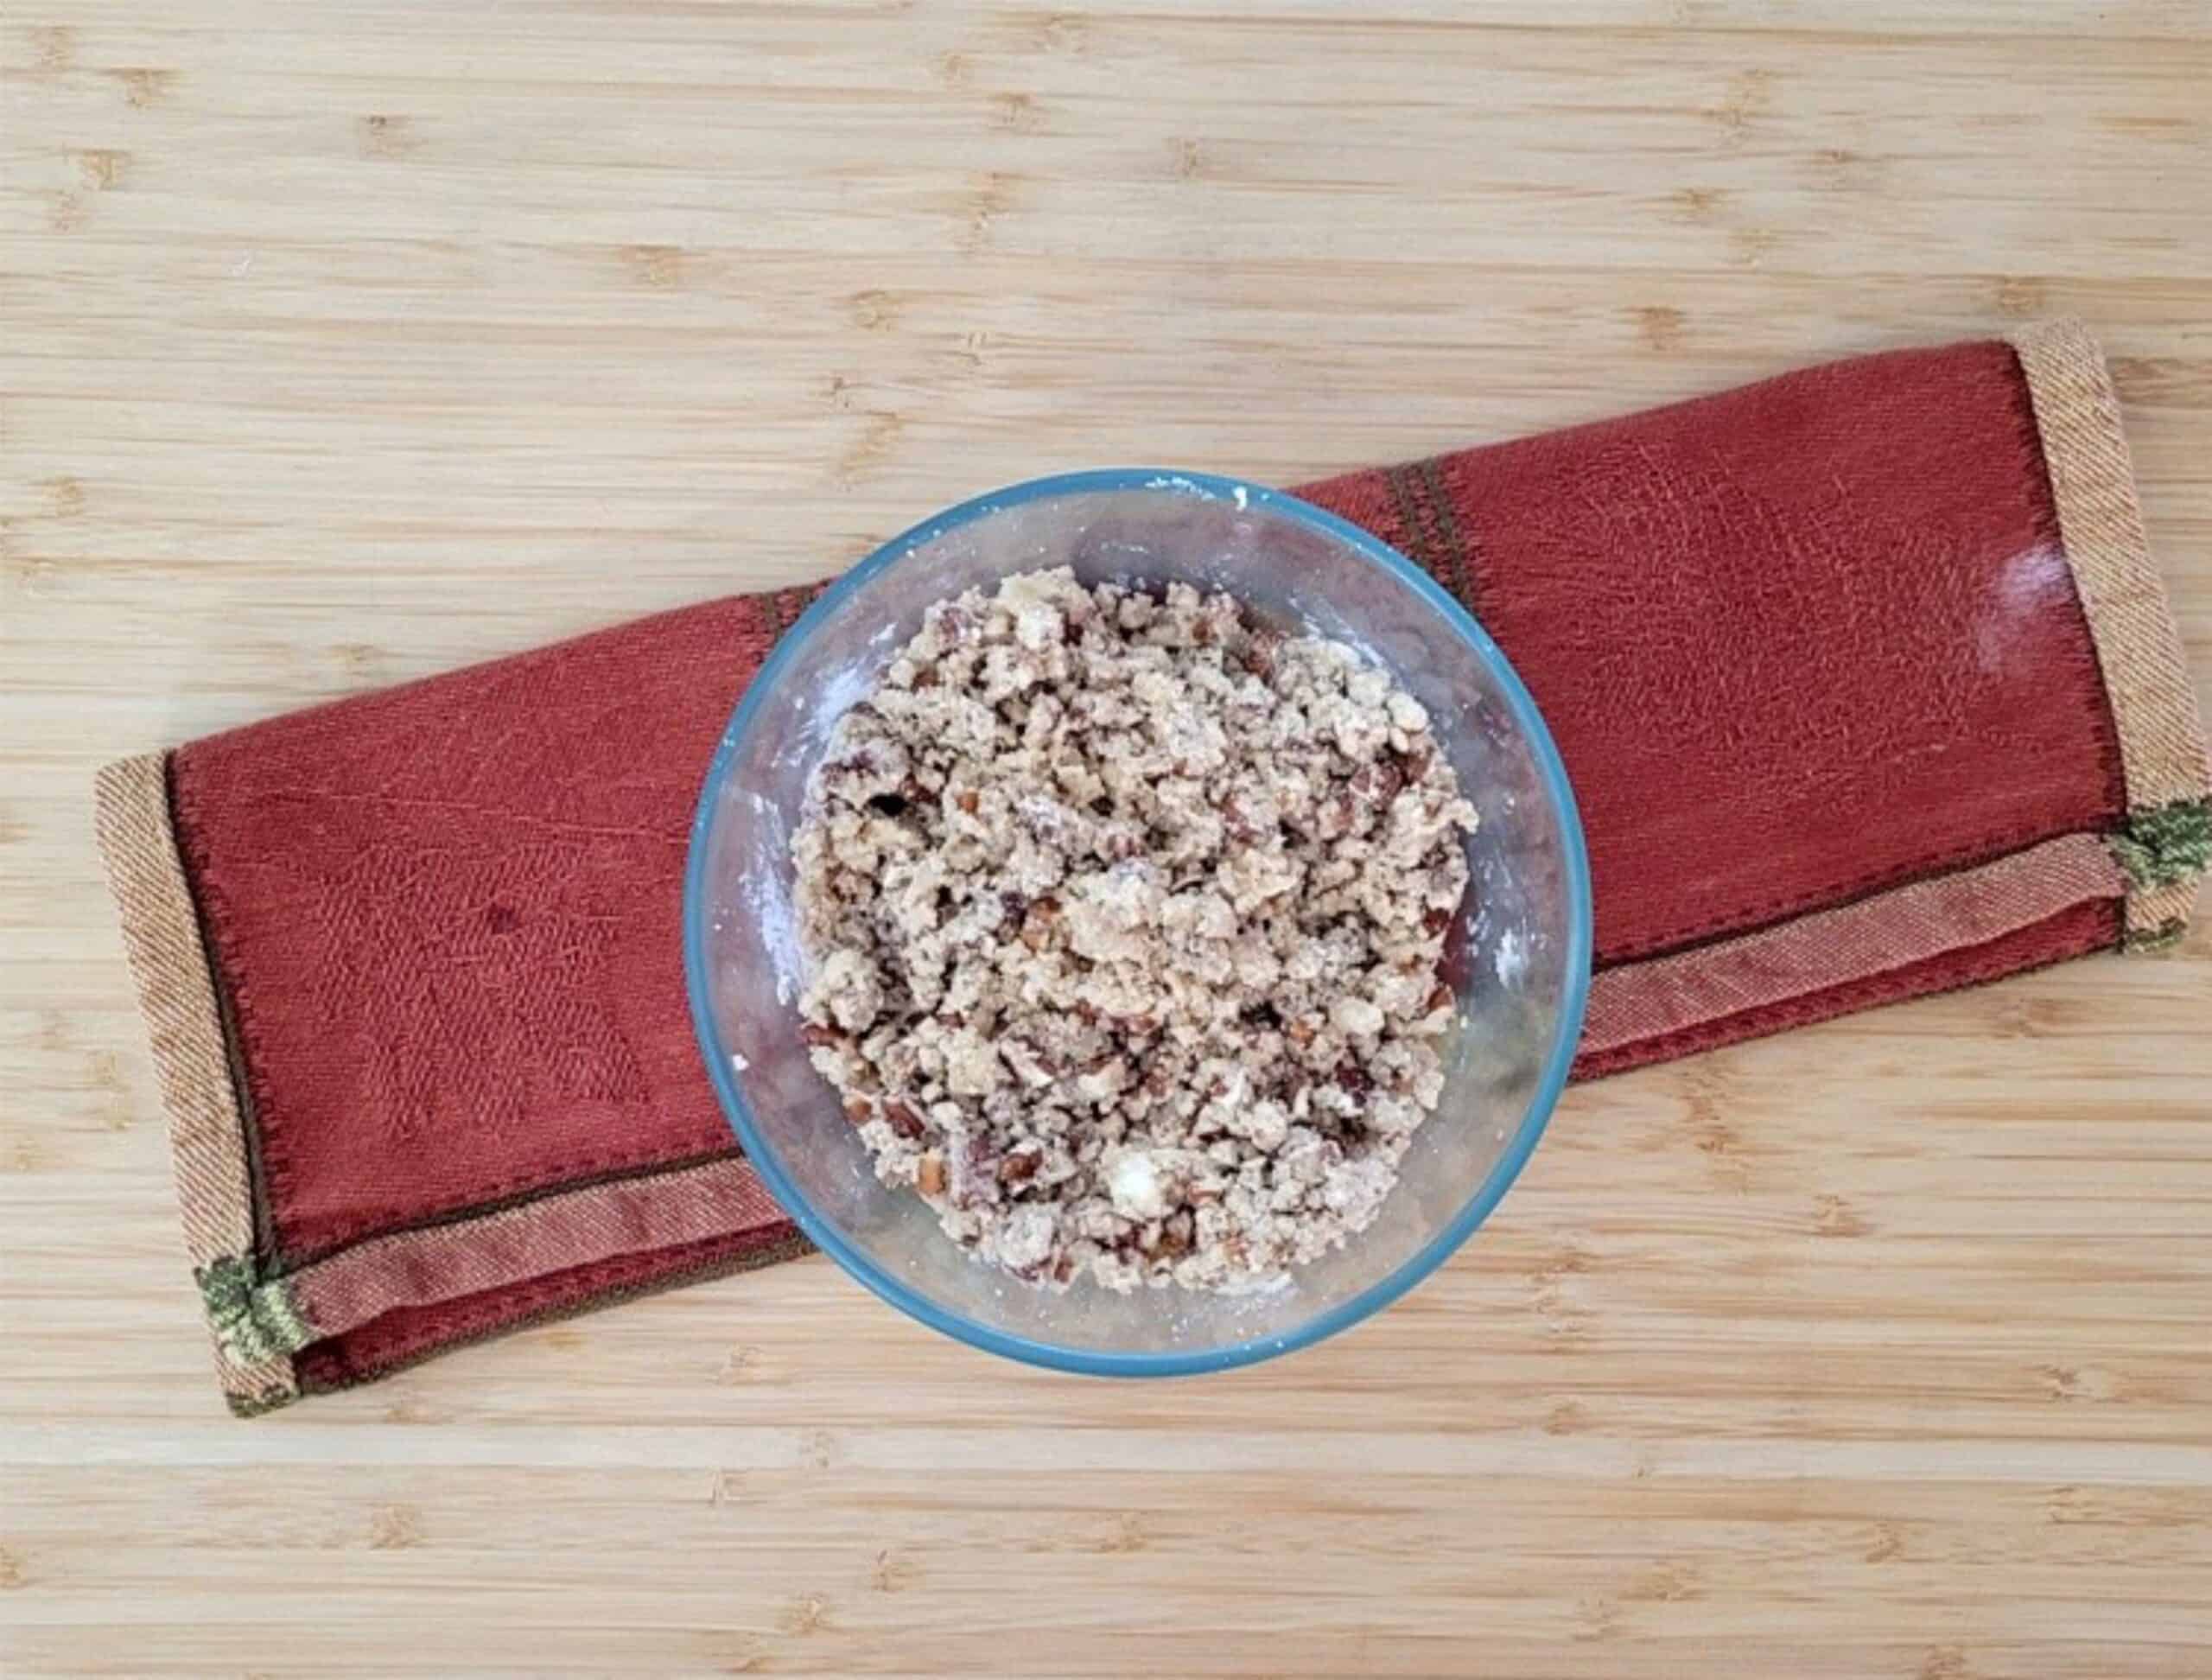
[5,3,2212,1675]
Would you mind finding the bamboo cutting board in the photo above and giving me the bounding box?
[3,3,2210,1675]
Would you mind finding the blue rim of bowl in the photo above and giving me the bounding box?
[683,468,1592,1378]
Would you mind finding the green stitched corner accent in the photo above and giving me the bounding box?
[225,1385,299,1419]
[194,1255,314,1365]
[2108,798,2212,891]
[2122,918,2189,954]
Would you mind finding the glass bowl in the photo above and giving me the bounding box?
[683,469,1591,1375]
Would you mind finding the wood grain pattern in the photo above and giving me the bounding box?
[3,3,2209,1674]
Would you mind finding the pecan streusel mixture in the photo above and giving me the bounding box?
[793,568,1475,1293]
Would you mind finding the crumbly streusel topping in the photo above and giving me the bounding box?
[792,568,1474,1293]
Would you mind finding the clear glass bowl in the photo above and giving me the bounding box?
[684,470,1591,1375]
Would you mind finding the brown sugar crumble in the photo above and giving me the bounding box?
[793,568,1475,1293]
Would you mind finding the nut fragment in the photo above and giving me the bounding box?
[917,1153,946,1196]
[1019,895,1060,951]
[1243,627,1281,680]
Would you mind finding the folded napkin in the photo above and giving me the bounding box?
[96,321,2209,1414]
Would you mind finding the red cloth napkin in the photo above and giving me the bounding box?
[96,321,2209,1414]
